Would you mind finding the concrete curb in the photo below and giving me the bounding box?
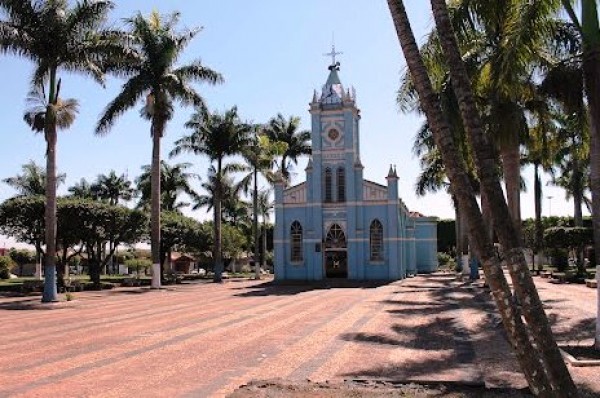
[560,348,600,367]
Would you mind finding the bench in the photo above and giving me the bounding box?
[540,271,552,279]
[585,279,598,288]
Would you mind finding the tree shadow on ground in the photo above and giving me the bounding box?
[232,280,394,297]
[340,275,512,383]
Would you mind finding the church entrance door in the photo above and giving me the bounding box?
[324,224,348,278]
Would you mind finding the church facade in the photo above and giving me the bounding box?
[273,63,437,281]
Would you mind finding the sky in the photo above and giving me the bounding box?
[0,1,588,249]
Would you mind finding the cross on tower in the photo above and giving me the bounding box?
[324,44,343,70]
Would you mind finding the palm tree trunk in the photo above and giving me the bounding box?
[213,158,224,282]
[534,163,543,273]
[452,194,462,268]
[42,68,59,303]
[386,1,563,395]
[501,143,523,240]
[253,168,260,279]
[580,0,600,351]
[262,220,268,270]
[426,0,578,395]
[150,118,162,289]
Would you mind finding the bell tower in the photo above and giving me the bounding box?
[308,49,362,205]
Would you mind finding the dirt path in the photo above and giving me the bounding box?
[0,274,597,397]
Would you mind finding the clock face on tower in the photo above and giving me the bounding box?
[328,128,340,141]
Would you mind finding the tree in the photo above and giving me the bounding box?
[96,10,222,289]
[264,114,311,183]
[8,248,36,276]
[561,0,600,352]
[3,160,66,198]
[0,256,15,279]
[257,189,273,270]
[171,106,252,282]
[241,131,285,279]
[159,211,210,280]
[136,161,200,212]
[386,1,578,395]
[92,170,134,206]
[59,199,147,287]
[68,178,97,200]
[0,0,122,302]
[0,197,45,268]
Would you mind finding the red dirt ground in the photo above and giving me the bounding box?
[0,273,597,397]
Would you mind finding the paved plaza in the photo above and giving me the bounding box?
[0,274,597,397]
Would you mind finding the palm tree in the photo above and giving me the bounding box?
[429,0,577,394]
[171,106,252,282]
[264,114,311,183]
[3,160,65,198]
[68,178,97,200]
[92,171,134,206]
[0,0,120,302]
[555,1,600,348]
[550,114,590,228]
[386,1,577,395]
[96,11,222,289]
[136,161,201,212]
[241,130,284,279]
[257,189,273,271]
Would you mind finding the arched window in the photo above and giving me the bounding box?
[370,219,384,261]
[324,168,333,203]
[337,167,346,202]
[290,221,303,262]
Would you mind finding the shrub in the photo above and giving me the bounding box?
[0,256,16,279]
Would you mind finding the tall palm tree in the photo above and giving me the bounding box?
[429,0,577,394]
[92,170,134,206]
[136,161,200,212]
[0,0,120,302]
[550,113,590,227]
[556,1,600,348]
[171,106,252,282]
[264,114,311,183]
[257,189,273,271]
[3,160,65,198]
[386,1,577,395]
[96,11,222,289]
[241,130,284,279]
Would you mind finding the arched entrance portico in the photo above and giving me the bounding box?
[324,224,347,278]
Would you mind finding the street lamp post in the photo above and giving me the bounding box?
[547,195,553,217]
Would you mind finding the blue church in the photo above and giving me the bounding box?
[273,60,438,281]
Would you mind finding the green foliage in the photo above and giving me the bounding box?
[161,211,211,256]
[543,227,594,250]
[8,248,36,266]
[0,196,45,250]
[221,223,247,260]
[436,219,456,252]
[124,259,152,276]
[0,256,16,279]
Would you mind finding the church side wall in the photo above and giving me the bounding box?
[414,217,438,273]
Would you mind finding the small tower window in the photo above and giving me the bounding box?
[324,168,333,203]
[370,219,384,261]
[290,221,303,262]
[337,167,346,202]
